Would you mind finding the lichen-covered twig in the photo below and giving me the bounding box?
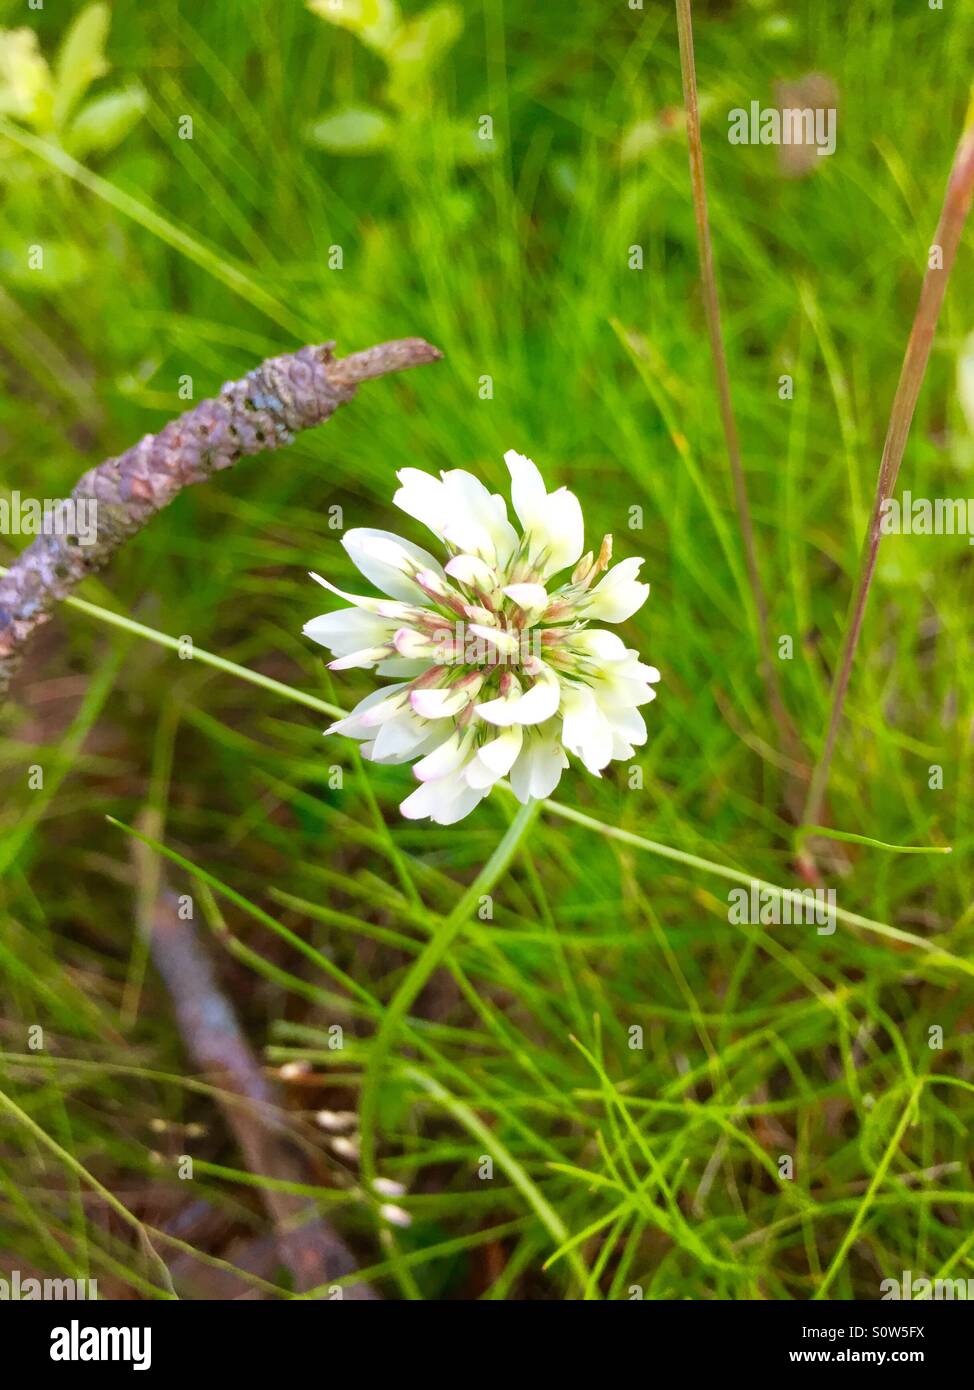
[0,337,442,697]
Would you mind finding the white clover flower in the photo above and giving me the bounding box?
[304,450,660,824]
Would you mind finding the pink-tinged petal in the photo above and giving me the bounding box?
[467,622,520,656]
[409,673,483,719]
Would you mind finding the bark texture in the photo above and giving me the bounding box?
[0,337,441,695]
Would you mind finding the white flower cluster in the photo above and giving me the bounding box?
[304,451,659,823]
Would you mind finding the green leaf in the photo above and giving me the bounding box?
[306,0,401,54]
[386,4,462,106]
[0,27,53,128]
[305,105,393,154]
[66,85,146,158]
[53,2,110,130]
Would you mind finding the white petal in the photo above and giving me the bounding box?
[571,628,629,663]
[358,689,411,728]
[465,726,523,789]
[442,469,518,567]
[538,488,585,577]
[602,674,659,708]
[529,741,569,798]
[503,451,583,579]
[395,468,517,568]
[393,468,451,535]
[560,684,614,773]
[372,711,433,761]
[309,572,417,619]
[504,450,547,533]
[400,772,487,824]
[368,727,443,765]
[502,582,548,612]
[328,644,393,670]
[326,683,408,738]
[413,729,475,782]
[509,729,568,802]
[445,554,497,590]
[400,778,450,820]
[584,557,650,623]
[303,609,396,657]
[436,782,490,824]
[343,528,446,604]
[604,704,647,746]
[477,666,560,726]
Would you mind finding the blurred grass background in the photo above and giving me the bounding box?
[1,0,973,1299]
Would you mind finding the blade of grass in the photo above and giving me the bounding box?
[357,799,540,1201]
[0,117,308,339]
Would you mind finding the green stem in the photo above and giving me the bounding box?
[35,583,967,975]
[358,798,541,1194]
[538,797,972,977]
[0,570,343,721]
[813,1080,922,1299]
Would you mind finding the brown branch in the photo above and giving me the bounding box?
[144,874,378,1299]
[0,337,442,697]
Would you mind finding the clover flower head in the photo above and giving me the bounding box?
[304,451,660,824]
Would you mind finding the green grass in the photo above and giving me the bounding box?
[1,0,973,1300]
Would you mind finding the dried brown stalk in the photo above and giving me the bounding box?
[674,0,801,771]
[800,122,974,840]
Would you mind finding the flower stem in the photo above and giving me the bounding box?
[0,571,344,720]
[358,797,541,1193]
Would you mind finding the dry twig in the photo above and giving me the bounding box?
[144,877,378,1299]
[0,337,442,697]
